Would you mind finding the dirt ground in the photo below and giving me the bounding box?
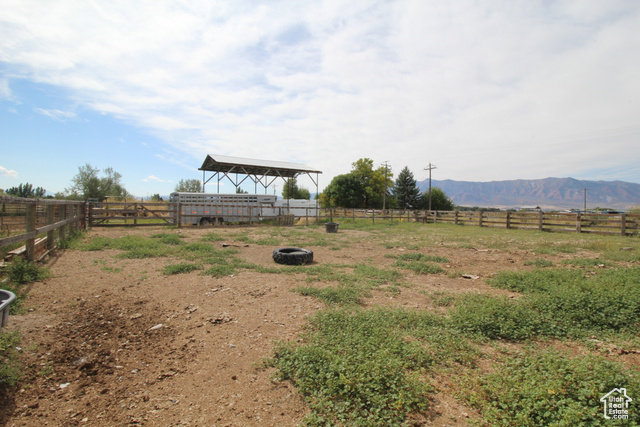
[0,225,584,426]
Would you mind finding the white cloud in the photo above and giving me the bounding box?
[1,0,639,187]
[142,175,171,183]
[34,108,77,121]
[0,166,19,178]
[0,78,11,99]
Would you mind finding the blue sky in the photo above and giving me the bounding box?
[1,0,639,198]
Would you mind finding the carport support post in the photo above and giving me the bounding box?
[26,203,36,261]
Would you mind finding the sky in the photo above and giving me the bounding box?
[1,0,639,199]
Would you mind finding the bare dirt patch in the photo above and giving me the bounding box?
[0,225,601,426]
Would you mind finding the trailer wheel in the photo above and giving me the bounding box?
[273,247,313,265]
[199,218,211,226]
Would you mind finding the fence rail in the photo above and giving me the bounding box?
[87,202,173,227]
[0,196,85,261]
[318,208,640,236]
[6,199,634,256]
[86,201,318,227]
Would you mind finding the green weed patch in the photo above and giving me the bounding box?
[3,258,50,313]
[0,330,22,387]
[162,262,201,275]
[464,349,640,426]
[268,307,476,426]
[392,253,447,275]
[450,267,640,341]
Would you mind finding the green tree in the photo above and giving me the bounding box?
[5,183,46,198]
[66,164,129,200]
[319,173,365,208]
[393,167,421,209]
[236,187,248,194]
[419,187,454,211]
[174,179,202,193]
[282,178,311,200]
[351,158,392,208]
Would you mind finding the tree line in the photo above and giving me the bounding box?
[0,164,129,201]
[2,159,455,211]
[319,158,453,210]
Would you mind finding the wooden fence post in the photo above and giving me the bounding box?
[59,204,67,242]
[47,204,55,251]
[74,204,80,232]
[26,203,36,261]
[621,213,626,236]
[506,211,511,229]
[454,210,459,225]
[478,210,483,227]
[576,212,581,233]
[372,209,375,225]
[177,202,182,227]
[538,211,544,231]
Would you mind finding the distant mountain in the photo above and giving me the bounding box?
[416,177,640,210]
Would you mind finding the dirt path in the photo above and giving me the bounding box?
[1,225,550,426]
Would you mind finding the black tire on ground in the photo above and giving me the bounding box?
[199,217,211,226]
[272,247,314,265]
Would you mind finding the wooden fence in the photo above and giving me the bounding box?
[85,201,313,227]
[0,196,85,261]
[16,200,633,239]
[319,208,640,236]
[87,201,172,227]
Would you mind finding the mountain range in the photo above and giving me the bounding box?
[416,177,640,210]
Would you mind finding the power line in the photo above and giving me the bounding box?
[424,163,437,211]
[381,161,390,210]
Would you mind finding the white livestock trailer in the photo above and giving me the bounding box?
[169,192,318,225]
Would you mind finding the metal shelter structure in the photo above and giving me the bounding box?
[199,154,322,196]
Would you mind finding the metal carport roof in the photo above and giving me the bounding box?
[199,154,322,194]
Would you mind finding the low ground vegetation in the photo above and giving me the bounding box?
[1,220,639,425]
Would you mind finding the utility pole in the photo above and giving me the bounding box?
[424,163,437,211]
[583,188,588,213]
[382,161,390,210]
